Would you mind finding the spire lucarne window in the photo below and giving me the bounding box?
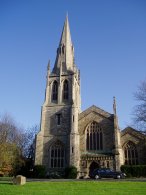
[86,122,103,151]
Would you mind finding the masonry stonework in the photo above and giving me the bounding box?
[35,16,146,177]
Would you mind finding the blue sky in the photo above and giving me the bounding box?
[0,0,146,129]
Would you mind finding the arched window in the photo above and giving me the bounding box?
[63,80,69,100]
[124,141,138,165]
[86,122,103,151]
[50,141,65,168]
[52,81,58,101]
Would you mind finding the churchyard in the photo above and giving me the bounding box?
[0,179,146,195]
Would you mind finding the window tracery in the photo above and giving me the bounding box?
[86,122,103,151]
[124,141,138,165]
[50,141,65,168]
[52,81,58,101]
[63,80,69,100]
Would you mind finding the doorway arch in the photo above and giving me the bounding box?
[89,161,100,176]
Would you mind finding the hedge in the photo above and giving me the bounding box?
[121,165,146,177]
[32,165,46,178]
[65,166,78,179]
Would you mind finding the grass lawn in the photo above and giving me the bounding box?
[0,181,146,195]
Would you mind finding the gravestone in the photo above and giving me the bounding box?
[13,175,26,185]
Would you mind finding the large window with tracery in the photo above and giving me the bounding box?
[124,141,138,165]
[52,81,58,101]
[63,80,69,100]
[50,141,65,168]
[86,121,103,151]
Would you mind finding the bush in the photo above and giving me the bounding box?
[47,172,62,179]
[0,166,12,177]
[65,166,78,179]
[16,159,34,178]
[32,165,46,178]
[0,171,4,177]
[121,165,146,177]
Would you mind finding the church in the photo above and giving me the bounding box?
[35,16,146,178]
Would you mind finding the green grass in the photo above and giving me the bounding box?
[0,181,146,195]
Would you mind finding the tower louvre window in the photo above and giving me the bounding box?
[63,80,69,100]
[52,81,58,101]
[124,141,138,165]
[50,141,65,168]
[86,122,103,151]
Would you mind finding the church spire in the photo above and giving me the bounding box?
[59,14,72,47]
[52,15,75,74]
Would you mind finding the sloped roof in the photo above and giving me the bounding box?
[79,105,113,121]
[121,126,146,140]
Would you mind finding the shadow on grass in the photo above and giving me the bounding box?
[0,182,13,185]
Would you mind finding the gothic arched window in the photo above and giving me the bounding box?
[50,141,65,168]
[52,81,58,101]
[63,80,69,100]
[86,122,103,151]
[124,141,138,165]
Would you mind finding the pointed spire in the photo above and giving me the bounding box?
[113,96,117,116]
[52,15,75,74]
[59,14,72,46]
[113,96,119,130]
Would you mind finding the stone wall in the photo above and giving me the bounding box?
[78,106,114,155]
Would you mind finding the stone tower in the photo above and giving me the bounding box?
[35,16,81,173]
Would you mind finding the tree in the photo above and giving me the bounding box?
[0,113,39,176]
[133,79,146,131]
[21,125,39,159]
[0,114,25,175]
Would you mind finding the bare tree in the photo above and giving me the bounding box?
[133,79,146,131]
[22,125,39,159]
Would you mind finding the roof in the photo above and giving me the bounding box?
[121,126,146,140]
[79,105,113,121]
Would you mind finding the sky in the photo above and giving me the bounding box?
[0,0,146,130]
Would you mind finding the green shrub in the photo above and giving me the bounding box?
[32,165,46,178]
[47,172,62,179]
[121,165,146,177]
[0,171,4,177]
[16,159,34,178]
[65,166,78,179]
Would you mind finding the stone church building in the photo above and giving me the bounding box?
[35,16,146,177]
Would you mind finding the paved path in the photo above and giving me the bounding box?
[27,178,146,182]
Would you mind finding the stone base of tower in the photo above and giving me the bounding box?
[112,148,124,171]
[35,132,44,165]
[69,133,80,170]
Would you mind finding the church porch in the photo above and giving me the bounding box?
[79,153,114,178]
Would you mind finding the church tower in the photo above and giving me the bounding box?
[35,16,81,173]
